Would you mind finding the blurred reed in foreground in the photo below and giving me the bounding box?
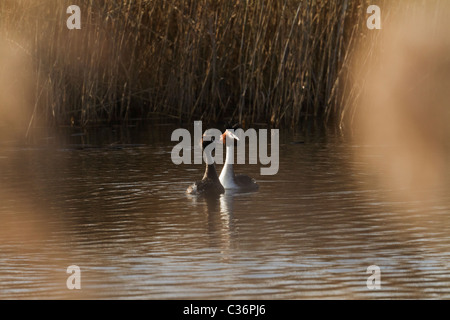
[0,0,383,131]
[352,1,450,203]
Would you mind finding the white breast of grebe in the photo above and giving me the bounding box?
[219,164,239,189]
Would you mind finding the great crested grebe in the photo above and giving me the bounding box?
[186,134,225,196]
[219,129,259,191]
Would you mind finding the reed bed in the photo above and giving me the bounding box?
[0,0,419,129]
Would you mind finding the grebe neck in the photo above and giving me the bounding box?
[220,144,235,180]
[203,163,219,180]
[224,144,235,166]
[203,151,219,180]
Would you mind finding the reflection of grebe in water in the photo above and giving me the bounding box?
[212,193,236,256]
[187,192,236,257]
[186,134,225,197]
[199,193,235,234]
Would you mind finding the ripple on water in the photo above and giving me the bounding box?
[1,137,450,299]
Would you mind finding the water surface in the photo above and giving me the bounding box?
[1,126,449,299]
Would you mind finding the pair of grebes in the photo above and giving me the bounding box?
[187,126,258,196]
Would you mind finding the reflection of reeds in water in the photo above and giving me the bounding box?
[353,1,450,203]
[1,0,379,129]
[0,188,83,299]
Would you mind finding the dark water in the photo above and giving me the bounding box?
[1,125,450,299]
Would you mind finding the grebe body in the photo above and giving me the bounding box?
[187,133,225,196]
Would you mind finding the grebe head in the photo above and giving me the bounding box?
[202,132,222,149]
[220,130,240,145]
